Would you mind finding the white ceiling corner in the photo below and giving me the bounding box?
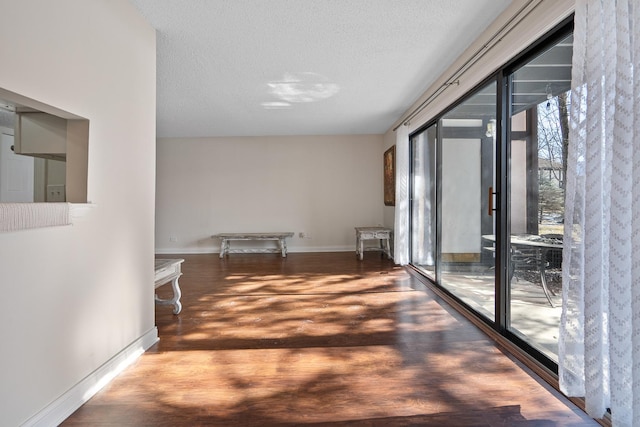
[129,0,513,138]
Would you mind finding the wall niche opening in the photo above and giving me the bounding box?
[0,87,89,203]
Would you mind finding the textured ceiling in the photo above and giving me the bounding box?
[129,0,513,138]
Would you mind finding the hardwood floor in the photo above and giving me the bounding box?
[63,252,597,426]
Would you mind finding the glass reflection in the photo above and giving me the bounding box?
[438,82,497,321]
[411,125,437,278]
[508,34,573,362]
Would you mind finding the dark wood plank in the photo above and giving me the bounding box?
[62,252,597,426]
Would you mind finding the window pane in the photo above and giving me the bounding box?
[439,82,497,321]
[411,125,437,278]
[508,34,573,361]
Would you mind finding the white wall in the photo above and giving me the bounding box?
[441,138,482,255]
[155,135,384,253]
[0,1,156,425]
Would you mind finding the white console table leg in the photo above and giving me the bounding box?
[154,276,183,314]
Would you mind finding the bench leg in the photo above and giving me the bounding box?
[219,239,227,258]
[280,238,288,257]
[383,238,392,259]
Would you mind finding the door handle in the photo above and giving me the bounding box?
[488,186,496,216]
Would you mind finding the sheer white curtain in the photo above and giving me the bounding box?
[393,125,410,265]
[412,132,435,266]
[559,1,640,425]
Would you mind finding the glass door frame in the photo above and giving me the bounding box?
[501,20,574,372]
[409,73,502,324]
[407,17,574,374]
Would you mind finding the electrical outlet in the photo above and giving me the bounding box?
[47,184,66,202]
[169,236,177,242]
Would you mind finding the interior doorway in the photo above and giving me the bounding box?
[0,129,34,202]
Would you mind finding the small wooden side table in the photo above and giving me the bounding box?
[355,227,392,261]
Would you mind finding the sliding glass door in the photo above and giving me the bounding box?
[409,21,573,369]
[411,81,497,322]
[506,32,573,362]
[439,82,497,321]
[411,125,437,279]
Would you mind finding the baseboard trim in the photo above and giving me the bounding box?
[22,327,159,427]
[154,246,355,254]
[292,246,353,253]
[155,247,216,254]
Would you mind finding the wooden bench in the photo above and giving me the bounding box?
[154,258,184,314]
[213,232,294,258]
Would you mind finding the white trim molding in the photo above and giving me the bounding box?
[154,245,355,255]
[0,203,96,233]
[0,203,70,232]
[22,327,159,427]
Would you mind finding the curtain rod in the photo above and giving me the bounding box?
[392,0,543,132]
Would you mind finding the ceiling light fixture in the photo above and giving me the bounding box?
[261,101,292,110]
[266,72,339,104]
